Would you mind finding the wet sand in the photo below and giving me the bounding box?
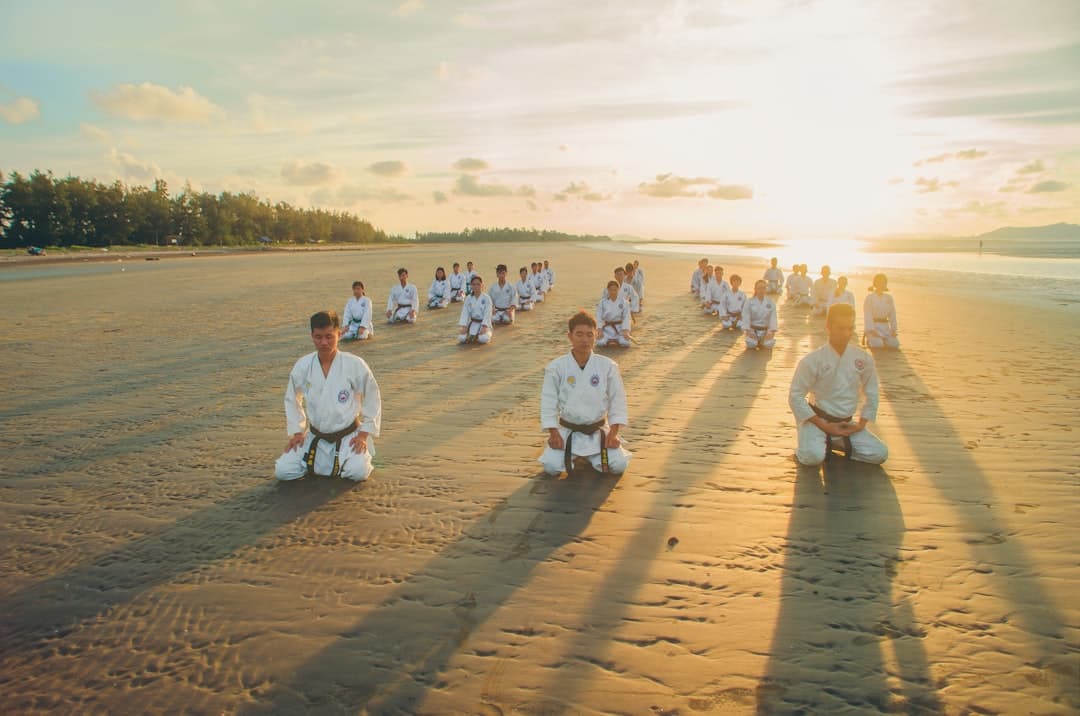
[0,243,1077,714]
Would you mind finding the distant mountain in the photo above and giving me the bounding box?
[972,223,1080,241]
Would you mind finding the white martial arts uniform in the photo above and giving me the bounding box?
[530,271,549,302]
[544,267,556,289]
[742,296,778,349]
[462,270,476,295]
[275,351,382,481]
[702,279,729,315]
[489,281,517,324]
[515,279,536,310]
[789,343,887,466]
[863,292,900,349]
[631,271,645,301]
[785,273,800,300]
[427,279,451,309]
[387,283,420,323]
[448,272,467,302]
[691,268,704,295]
[539,352,632,475]
[458,293,493,344]
[596,296,632,347]
[789,275,813,306]
[721,289,747,329]
[812,277,838,316]
[342,296,374,340]
[601,282,640,314]
[764,267,784,293]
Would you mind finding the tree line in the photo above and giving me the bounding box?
[414,227,610,243]
[0,170,390,248]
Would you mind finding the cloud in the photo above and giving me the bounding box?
[1028,180,1069,193]
[394,0,423,18]
[914,176,958,193]
[432,191,448,204]
[454,157,489,172]
[449,174,537,199]
[281,159,343,186]
[1016,160,1045,175]
[638,173,752,200]
[950,200,1007,216]
[557,181,612,202]
[91,83,221,123]
[913,149,987,167]
[79,123,112,144]
[107,147,161,184]
[0,95,40,124]
[367,160,407,178]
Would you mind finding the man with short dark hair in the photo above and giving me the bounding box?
[459,275,493,344]
[539,311,632,476]
[386,267,419,323]
[489,264,517,325]
[275,311,382,481]
[788,303,887,466]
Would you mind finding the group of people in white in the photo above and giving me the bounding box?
[689,256,900,351]
[274,252,899,485]
[338,259,556,346]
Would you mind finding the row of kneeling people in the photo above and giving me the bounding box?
[274,301,884,484]
[693,257,900,350]
[595,261,646,347]
[338,262,556,345]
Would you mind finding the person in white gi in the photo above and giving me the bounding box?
[697,265,715,309]
[341,280,374,341]
[829,276,857,331]
[458,275,493,344]
[543,260,556,290]
[789,303,887,466]
[386,267,419,323]
[530,263,549,302]
[275,310,382,481]
[811,265,837,316]
[539,311,632,476]
[427,266,451,309]
[597,280,632,347]
[702,268,729,316]
[516,266,536,311]
[785,264,801,302]
[691,258,708,295]
[489,264,517,325]
[863,273,900,349]
[631,260,646,301]
[448,262,467,302]
[602,266,641,314]
[721,274,747,330]
[790,265,813,306]
[764,258,784,294]
[742,279,779,349]
[463,261,476,296]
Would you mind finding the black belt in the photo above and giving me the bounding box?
[303,418,360,478]
[751,324,767,331]
[494,305,511,312]
[559,418,608,474]
[726,311,741,319]
[466,317,484,342]
[603,320,621,329]
[810,404,852,460]
[873,318,890,323]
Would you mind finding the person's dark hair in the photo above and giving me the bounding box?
[730,274,741,283]
[624,262,634,273]
[470,274,483,285]
[435,266,446,279]
[755,279,767,289]
[496,263,507,272]
[826,302,855,325]
[311,310,340,331]
[519,266,528,275]
[397,267,408,277]
[606,279,619,289]
[453,262,460,268]
[352,280,364,289]
[568,310,597,332]
[614,265,625,274]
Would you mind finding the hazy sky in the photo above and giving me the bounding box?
[2,0,1079,240]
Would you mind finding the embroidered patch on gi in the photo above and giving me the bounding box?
[590,374,600,387]
[337,389,350,403]
[854,359,865,371]
[567,376,576,386]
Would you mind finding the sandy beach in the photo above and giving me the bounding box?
[0,242,1076,714]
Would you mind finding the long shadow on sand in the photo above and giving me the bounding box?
[880,350,1076,706]
[0,479,356,656]
[757,461,941,714]
[240,471,618,714]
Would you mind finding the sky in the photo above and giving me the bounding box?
[2,0,1079,241]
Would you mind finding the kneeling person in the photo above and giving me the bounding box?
[489,264,517,325]
[539,311,632,476]
[597,280,632,347]
[459,275,493,344]
[275,311,382,481]
[789,303,887,466]
[742,280,778,349]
